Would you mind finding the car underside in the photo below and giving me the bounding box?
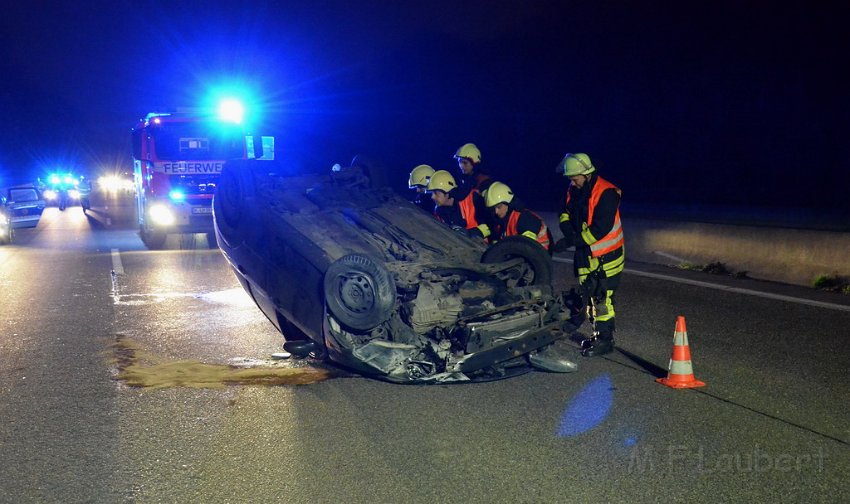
[213,159,582,383]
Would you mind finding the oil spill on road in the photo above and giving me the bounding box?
[109,336,340,389]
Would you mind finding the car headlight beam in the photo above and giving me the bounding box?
[149,204,175,226]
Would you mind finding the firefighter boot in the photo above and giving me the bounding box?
[580,331,614,357]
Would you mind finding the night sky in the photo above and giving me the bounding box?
[1,1,848,214]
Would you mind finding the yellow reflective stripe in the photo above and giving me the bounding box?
[594,292,615,322]
[521,230,538,241]
[602,253,625,275]
[589,220,623,254]
[604,261,624,277]
[559,212,570,223]
[580,226,596,245]
[577,257,600,276]
[477,224,490,238]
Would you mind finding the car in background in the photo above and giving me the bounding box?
[213,158,583,384]
[3,185,46,228]
[0,195,13,244]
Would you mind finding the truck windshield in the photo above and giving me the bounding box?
[150,121,244,161]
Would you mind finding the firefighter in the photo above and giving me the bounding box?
[454,143,495,193]
[427,170,491,240]
[553,153,624,357]
[408,164,436,214]
[484,181,551,250]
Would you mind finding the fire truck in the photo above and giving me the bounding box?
[131,108,262,249]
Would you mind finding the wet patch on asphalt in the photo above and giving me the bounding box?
[109,336,343,389]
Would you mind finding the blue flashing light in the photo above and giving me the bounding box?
[169,190,186,202]
[217,98,245,124]
[48,174,61,185]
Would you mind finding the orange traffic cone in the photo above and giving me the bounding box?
[656,316,706,388]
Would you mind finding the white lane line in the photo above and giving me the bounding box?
[111,248,125,275]
[653,250,686,263]
[553,257,850,313]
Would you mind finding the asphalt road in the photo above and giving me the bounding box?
[1,199,848,503]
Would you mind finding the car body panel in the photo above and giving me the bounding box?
[3,185,45,228]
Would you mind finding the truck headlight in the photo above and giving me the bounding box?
[149,204,175,226]
[68,189,80,199]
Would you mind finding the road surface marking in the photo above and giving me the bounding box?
[553,257,850,312]
[111,248,124,275]
[653,250,687,263]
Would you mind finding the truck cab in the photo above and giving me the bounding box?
[131,111,246,248]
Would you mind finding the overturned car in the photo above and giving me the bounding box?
[213,159,583,383]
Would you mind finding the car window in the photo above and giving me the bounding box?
[9,189,39,202]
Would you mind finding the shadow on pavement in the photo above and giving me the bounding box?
[612,347,668,379]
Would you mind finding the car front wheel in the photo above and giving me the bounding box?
[323,254,396,331]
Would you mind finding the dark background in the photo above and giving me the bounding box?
[1,0,847,215]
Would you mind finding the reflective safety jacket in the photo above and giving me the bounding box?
[503,208,550,250]
[457,191,479,229]
[563,176,623,257]
[560,175,624,280]
[434,188,491,238]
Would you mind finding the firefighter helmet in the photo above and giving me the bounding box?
[484,181,514,207]
[408,164,435,188]
[556,153,595,177]
[454,143,482,164]
[427,170,458,193]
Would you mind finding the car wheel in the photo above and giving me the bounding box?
[350,154,389,189]
[140,226,167,249]
[213,160,257,248]
[323,254,396,331]
[481,236,553,287]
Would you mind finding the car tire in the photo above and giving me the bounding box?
[481,236,553,286]
[323,253,396,331]
[140,226,167,249]
[350,154,389,189]
[213,160,257,249]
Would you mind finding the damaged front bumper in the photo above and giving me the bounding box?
[322,297,580,384]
